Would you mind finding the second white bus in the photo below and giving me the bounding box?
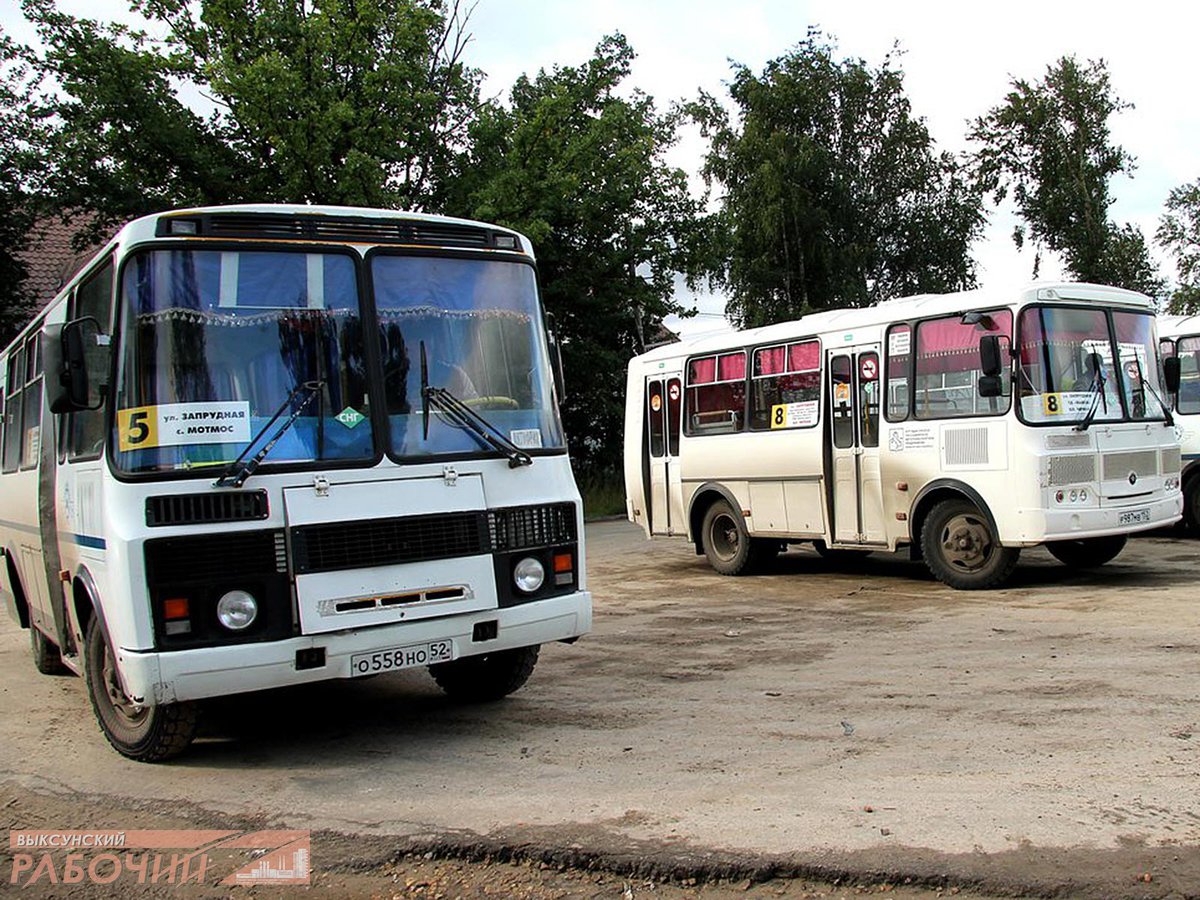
[625,283,1182,590]
[1157,313,1200,529]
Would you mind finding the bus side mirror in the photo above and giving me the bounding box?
[979,335,1002,377]
[978,376,1003,398]
[45,318,102,413]
[1164,356,1181,394]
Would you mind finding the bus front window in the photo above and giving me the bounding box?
[114,249,372,474]
[1017,307,1124,425]
[370,255,565,460]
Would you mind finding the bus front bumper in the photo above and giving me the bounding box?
[1011,494,1183,545]
[116,591,592,705]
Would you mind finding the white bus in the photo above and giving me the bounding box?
[625,283,1182,590]
[1157,313,1200,529]
[0,204,591,761]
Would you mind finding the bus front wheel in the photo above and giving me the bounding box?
[430,645,540,702]
[1185,474,1200,533]
[1045,535,1127,568]
[701,499,762,575]
[921,499,1019,590]
[84,618,198,762]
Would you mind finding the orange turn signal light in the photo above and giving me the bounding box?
[163,598,190,621]
[553,552,573,573]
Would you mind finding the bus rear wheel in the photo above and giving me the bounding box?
[31,626,68,675]
[430,645,540,702]
[84,618,198,762]
[921,498,1019,590]
[1045,535,1127,568]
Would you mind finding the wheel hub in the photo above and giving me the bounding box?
[941,515,992,571]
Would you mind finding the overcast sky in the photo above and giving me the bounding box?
[4,0,1197,332]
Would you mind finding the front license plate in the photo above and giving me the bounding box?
[351,640,453,676]
[1118,508,1150,526]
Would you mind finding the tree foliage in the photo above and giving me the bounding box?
[19,0,480,242]
[0,30,40,344]
[969,56,1163,295]
[1157,179,1200,313]
[445,34,702,470]
[691,30,983,328]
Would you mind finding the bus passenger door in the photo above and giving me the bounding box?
[644,377,683,535]
[828,348,887,545]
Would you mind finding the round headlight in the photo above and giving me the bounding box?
[216,590,258,631]
[513,557,545,594]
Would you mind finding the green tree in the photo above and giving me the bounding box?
[1157,179,1200,313]
[0,30,40,344]
[18,0,480,241]
[446,34,702,471]
[691,30,983,328]
[969,55,1163,295]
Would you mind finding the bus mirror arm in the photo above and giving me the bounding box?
[549,329,567,404]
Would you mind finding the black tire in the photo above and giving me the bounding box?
[84,618,198,762]
[812,540,874,560]
[1184,474,1200,533]
[1045,535,1127,568]
[920,498,1019,590]
[30,626,67,675]
[430,645,540,702]
[701,499,758,575]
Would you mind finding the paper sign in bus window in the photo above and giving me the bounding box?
[770,400,819,429]
[118,402,252,451]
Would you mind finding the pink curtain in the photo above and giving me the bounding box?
[755,346,786,376]
[718,352,746,381]
[789,341,819,372]
[689,356,716,384]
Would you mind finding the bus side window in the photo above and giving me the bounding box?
[885,324,911,421]
[20,333,42,469]
[2,351,19,474]
[68,257,115,460]
[686,352,746,434]
[830,355,854,448]
[914,311,1012,419]
[1179,337,1200,414]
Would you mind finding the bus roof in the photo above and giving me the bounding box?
[635,281,1157,365]
[1159,313,1200,337]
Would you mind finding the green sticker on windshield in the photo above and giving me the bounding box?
[336,407,366,429]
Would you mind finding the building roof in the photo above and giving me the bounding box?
[16,215,107,310]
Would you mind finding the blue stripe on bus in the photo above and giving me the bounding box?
[0,520,106,550]
[66,533,107,550]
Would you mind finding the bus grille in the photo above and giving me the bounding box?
[145,490,269,527]
[164,212,517,250]
[290,502,577,575]
[1047,455,1096,485]
[145,530,287,582]
[1161,447,1182,475]
[1102,450,1159,480]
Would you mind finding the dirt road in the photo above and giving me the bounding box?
[1,521,1198,897]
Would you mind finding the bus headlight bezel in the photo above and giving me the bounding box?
[513,557,546,594]
[216,590,259,631]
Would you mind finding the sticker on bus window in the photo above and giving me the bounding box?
[1037,392,1094,418]
[888,330,911,356]
[860,358,878,381]
[118,402,251,451]
[509,428,543,449]
[770,401,819,429]
[834,383,851,405]
[650,394,662,412]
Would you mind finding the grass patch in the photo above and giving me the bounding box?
[577,473,626,520]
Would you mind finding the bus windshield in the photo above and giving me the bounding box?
[115,249,373,474]
[371,254,564,460]
[1016,306,1168,424]
[114,248,564,475]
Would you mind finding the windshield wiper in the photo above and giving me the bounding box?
[1132,357,1174,426]
[420,341,532,468]
[214,380,325,488]
[1073,357,1107,433]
